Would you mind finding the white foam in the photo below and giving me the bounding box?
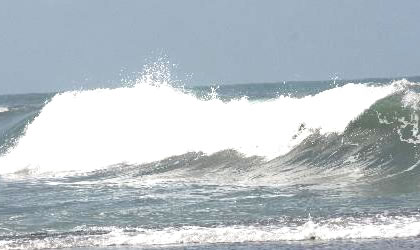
[1,216,420,249]
[402,89,420,110]
[104,219,420,245]
[0,65,403,174]
[0,107,9,113]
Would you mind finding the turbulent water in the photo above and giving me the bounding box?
[1,68,420,249]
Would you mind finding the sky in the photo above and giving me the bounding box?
[1,0,420,94]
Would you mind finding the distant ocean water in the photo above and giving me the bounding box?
[1,68,420,249]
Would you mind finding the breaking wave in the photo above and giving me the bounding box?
[0,63,419,181]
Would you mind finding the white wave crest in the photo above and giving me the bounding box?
[0,66,404,174]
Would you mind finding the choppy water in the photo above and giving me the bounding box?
[1,67,420,249]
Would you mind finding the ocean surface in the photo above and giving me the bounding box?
[1,70,420,249]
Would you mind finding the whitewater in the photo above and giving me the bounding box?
[1,65,420,249]
[0,73,401,174]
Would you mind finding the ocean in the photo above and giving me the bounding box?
[1,70,420,249]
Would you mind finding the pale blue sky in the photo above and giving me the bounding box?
[1,0,420,94]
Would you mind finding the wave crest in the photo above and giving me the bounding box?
[0,71,408,175]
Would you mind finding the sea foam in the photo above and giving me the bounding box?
[0,107,9,113]
[1,215,420,249]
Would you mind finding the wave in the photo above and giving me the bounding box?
[0,107,9,113]
[0,81,409,175]
[279,86,420,182]
[1,213,420,249]
[0,78,401,175]
[0,104,45,156]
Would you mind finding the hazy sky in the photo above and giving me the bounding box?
[1,0,420,94]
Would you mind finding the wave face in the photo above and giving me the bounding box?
[0,70,408,175]
[0,94,51,156]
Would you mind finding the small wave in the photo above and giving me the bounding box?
[0,107,9,113]
[1,215,420,249]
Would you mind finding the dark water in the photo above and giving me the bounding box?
[1,76,420,249]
